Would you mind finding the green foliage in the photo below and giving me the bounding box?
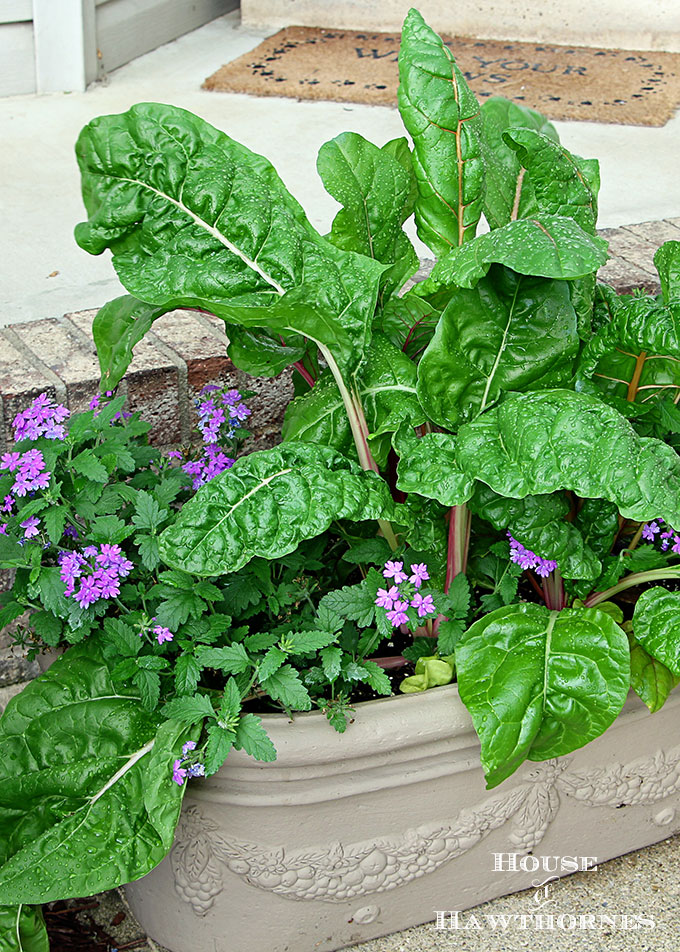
[456,603,630,787]
[5,9,680,932]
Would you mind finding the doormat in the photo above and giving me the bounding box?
[203,26,680,127]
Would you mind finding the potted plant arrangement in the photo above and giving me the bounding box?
[1,7,680,951]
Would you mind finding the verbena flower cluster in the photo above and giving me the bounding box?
[1,448,51,497]
[59,543,134,608]
[169,384,250,489]
[172,740,205,785]
[641,518,680,554]
[507,532,558,577]
[13,393,69,441]
[375,560,435,627]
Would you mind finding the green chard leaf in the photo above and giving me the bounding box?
[654,239,680,305]
[632,588,680,676]
[394,426,474,507]
[0,643,195,905]
[470,484,601,581]
[159,443,397,576]
[576,295,680,407]
[502,128,599,234]
[92,296,174,390]
[419,215,607,291]
[317,131,418,300]
[0,904,48,952]
[282,333,425,465]
[397,9,484,255]
[456,603,630,787]
[456,389,680,526]
[75,102,383,380]
[416,269,580,429]
[627,628,679,713]
[479,96,559,230]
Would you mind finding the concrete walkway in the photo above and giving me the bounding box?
[1,10,680,326]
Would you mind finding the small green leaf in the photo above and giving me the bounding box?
[261,665,312,711]
[205,724,235,776]
[174,654,201,696]
[136,534,160,571]
[161,693,215,725]
[234,714,277,762]
[70,450,108,483]
[196,643,251,675]
[42,507,67,545]
[258,646,287,681]
[320,645,343,681]
[134,668,161,711]
[283,630,337,654]
[131,491,167,532]
[360,660,392,695]
[103,618,141,657]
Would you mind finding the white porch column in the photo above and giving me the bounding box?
[32,0,97,93]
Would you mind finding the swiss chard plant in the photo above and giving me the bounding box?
[2,7,680,948]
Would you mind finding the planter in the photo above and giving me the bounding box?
[126,684,680,952]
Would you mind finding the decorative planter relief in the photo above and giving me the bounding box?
[126,685,680,952]
[171,747,680,915]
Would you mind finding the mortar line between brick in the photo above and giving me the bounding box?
[147,332,191,443]
[191,310,229,346]
[661,219,680,237]
[0,395,5,455]
[58,314,97,353]
[618,224,660,247]
[0,328,68,404]
[607,252,658,279]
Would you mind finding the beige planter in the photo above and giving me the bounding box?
[126,684,680,952]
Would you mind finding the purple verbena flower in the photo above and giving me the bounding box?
[375,585,400,610]
[0,452,21,472]
[172,759,187,786]
[0,524,7,536]
[222,389,241,406]
[383,560,408,584]
[12,393,70,442]
[410,592,436,618]
[74,575,102,609]
[187,763,206,778]
[1,496,14,514]
[408,562,430,588]
[386,599,410,627]
[63,524,79,539]
[182,740,197,757]
[507,532,557,577]
[152,624,173,645]
[534,558,558,578]
[20,516,40,539]
[642,521,661,542]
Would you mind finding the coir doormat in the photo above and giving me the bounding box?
[203,26,680,126]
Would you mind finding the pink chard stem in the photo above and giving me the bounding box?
[445,504,471,594]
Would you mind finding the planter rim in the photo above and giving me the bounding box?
[195,682,664,806]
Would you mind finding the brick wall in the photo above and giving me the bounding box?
[1,217,678,710]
